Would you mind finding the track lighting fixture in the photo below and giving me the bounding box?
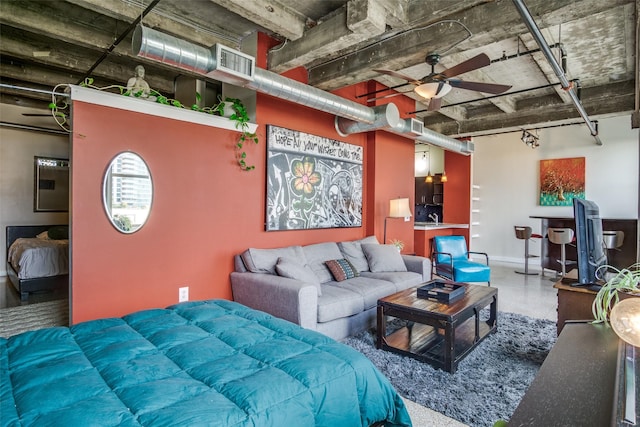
[521,129,539,148]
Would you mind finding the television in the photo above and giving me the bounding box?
[573,198,608,287]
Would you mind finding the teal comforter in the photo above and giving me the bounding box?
[1,300,411,426]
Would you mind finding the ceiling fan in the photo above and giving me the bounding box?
[373,53,512,111]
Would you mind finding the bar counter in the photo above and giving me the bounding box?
[530,215,638,273]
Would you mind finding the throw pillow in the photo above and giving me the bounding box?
[361,243,407,273]
[47,225,69,240]
[36,231,50,240]
[325,258,359,282]
[275,257,322,295]
[338,235,379,272]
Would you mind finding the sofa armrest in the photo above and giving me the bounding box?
[230,272,318,330]
[401,254,432,281]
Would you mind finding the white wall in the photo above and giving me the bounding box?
[0,104,70,274]
[470,114,639,264]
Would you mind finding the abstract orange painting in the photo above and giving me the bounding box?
[539,157,585,206]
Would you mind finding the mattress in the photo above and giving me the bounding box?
[7,237,69,279]
[1,299,412,426]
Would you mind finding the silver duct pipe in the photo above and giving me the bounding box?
[335,104,400,136]
[512,0,602,145]
[132,25,470,153]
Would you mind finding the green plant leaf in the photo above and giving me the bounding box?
[195,91,202,102]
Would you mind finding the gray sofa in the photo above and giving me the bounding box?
[231,236,431,340]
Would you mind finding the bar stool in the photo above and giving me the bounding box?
[514,226,542,275]
[547,228,576,278]
[603,230,624,250]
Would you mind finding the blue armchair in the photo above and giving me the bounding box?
[431,235,491,285]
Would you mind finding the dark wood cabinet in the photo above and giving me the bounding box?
[554,282,597,335]
[415,174,443,206]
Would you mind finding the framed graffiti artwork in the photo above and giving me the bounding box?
[265,125,363,231]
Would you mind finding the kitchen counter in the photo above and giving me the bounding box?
[414,223,470,257]
[414,222,469,230]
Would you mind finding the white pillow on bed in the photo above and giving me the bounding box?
[36,231,50,240]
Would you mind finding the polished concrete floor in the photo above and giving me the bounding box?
[1,261,559,319]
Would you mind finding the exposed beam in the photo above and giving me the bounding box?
[65,0,235,48]
[208,0,306,41]
[0,27,176,94]
[307,0,632,90]
[426,80,635,135]
[268,0,389,73]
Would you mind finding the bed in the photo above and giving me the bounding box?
[0,299,412,426]
[6,225,69,300]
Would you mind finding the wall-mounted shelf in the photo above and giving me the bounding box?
[69,85,258,134]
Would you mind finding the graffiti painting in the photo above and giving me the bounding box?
[266,125,363,230]
[539,157,585,206]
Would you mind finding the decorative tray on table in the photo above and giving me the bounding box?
[417,280,465,303]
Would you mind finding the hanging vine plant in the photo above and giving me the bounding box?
[213,96,259,171]
[48,79,259,171]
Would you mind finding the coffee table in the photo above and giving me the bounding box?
[376,282,498,373]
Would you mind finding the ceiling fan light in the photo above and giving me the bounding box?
[415,82,452,99]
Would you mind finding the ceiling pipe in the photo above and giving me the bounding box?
[132,25,471,154]
[512,0,602,145]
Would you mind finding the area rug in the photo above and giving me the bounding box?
[342,311,556,427]
[0,299,69,338]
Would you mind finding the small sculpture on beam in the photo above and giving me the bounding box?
[126,65,156,101]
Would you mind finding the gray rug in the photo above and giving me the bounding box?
[343,311,556,427]
[0,299,69,338]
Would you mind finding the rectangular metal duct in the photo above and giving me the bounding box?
[207,44,255,85]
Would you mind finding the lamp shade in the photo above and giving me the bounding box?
[414,82,452,99]
[389,198,412,218]
[610,297,640,347]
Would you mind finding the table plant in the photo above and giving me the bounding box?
[592,262,640,323]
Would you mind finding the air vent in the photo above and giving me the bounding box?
[463,141,475,153]
[410,118,424,135]
[206,44,255,85]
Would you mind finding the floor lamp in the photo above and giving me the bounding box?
[384,198,412,243]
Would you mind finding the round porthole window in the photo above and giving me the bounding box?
[102,152,153,233]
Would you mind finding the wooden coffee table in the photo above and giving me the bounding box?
[376,282,498,373]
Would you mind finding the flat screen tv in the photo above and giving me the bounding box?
[573,198,608,286]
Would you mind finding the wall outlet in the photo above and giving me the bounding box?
[178,286,189,302]
[404,216,411,222]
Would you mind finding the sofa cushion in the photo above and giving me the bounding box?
[325,259,359,282]
[302,242,344,283]
[275,257,322,295]
[338,236,379,272]
[325,277,397,310]
[241,246,306,274]
[316,285,365,323]
[360,271,423,292]
[361,244,407,273]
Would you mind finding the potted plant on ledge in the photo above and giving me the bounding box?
[592,263,640,323]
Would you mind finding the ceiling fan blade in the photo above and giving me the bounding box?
[440,53,491,78]
[448,79,512,94]
[373,69,422,85]
[427,97,442,111]
[366,91,414,102]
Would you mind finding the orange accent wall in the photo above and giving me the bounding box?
[70,92,375,323]
[443,151,471,243]
[370,130,416,254]
[68,35,467,322]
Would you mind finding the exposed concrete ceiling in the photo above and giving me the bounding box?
[1,0,638,138]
